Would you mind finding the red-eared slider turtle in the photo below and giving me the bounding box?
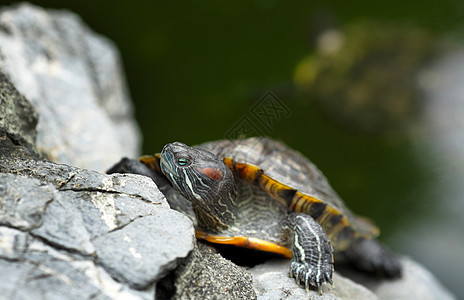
[108,137,401,293]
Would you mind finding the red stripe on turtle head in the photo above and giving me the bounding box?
[197,167,223,180]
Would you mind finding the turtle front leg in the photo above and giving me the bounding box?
[285,213,334,293]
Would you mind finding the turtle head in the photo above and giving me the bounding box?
[160,142,237,230]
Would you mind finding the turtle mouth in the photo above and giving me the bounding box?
[160,145,177,177]
[160,155,177,177]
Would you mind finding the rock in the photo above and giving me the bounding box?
[0,70,39,159]
[250,259,376,300]
[0,233,155,300]
[0,75,195,297]
[0,226,30,260]
[158,242,257,299]
[30,186,98,256]
[0,159,195,299]
[343,256,457,300]
[0,2,141,171]
[250,256,456,300]
[93,212,193,289]
[401,48,464,299]
[0,174,53,230]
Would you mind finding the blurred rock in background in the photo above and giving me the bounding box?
[392,47,464,299]
[0,3,141,171]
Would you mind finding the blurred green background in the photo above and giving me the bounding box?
[4,0,464,297]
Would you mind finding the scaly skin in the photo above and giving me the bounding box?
[286,213,334,294]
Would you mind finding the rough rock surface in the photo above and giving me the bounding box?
[0,70,39,159]
[158,243,257,299]
[0,161,195,299]
[250,259,376,300]
[343,256,457,300]
[0,2,141,171]
[250,256,456,300]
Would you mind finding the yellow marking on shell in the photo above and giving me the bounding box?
[356,215,381,237]
[230,160,263,183]
[223,157,364,249]
[223,157,234,169]
[259,174,289,206]
[288,193,300,211]
[326,219,347,239]
[195,229,292,258]
[290,192,353,238]
[318,207,351,240]
[289,191,325,213]
[317,208,333,227]
[293,193,307,213]
[140,154,162,173]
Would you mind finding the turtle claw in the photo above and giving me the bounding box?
[325,271,333,285]
[289,261,333,294]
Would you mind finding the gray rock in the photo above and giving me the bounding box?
[250,256,456,300]
[250,259,376,300]
[31,189,97,256]
[0,158,167,208]
[0,174,53,230]
[94,212,194,289]
[0,70,39,159]
[0,159,195,299]
[0,2,141,171]
[0,237,154,300]
[161,242,257,300]
[346,256,457,300]
[399,47,464,299]
[0,226,30,260]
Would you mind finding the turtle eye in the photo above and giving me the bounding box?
[177,157,190,166]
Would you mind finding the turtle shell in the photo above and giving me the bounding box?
[197,137,379,251]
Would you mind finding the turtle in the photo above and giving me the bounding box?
[107,137,401,293]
